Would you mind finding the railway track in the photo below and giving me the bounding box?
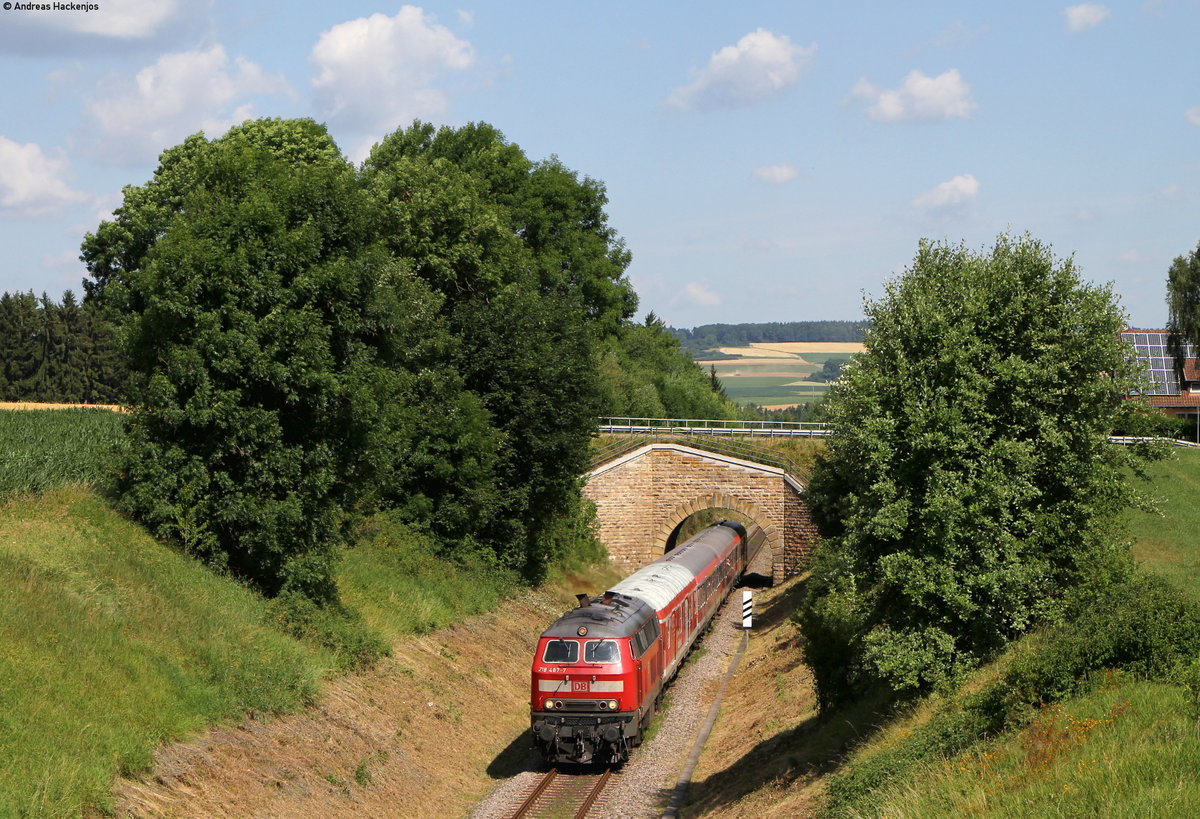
[508,767,614,819]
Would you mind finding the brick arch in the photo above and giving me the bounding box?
[653,493,782,569]
[582,442,817,583]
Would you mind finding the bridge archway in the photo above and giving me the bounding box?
[658,493,777,559]
[583,442,817,583]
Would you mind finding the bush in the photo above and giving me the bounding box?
[823,573,1200,815]
[999,574,1200,713]
[267,591,390,672]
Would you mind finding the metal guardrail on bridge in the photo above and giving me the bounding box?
[598,417,832,438]
[1108,435,1200,448]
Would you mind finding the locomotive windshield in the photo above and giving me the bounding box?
[542,639,579,664]
[584,640,620,664]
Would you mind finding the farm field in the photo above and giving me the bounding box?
[696,341,865,408]
[0,407,124,501]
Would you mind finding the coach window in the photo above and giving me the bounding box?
[585,640,620,664]
[543,639,579,664]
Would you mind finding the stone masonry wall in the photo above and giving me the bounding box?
[583,444,818,583]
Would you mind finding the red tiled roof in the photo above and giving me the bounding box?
[1184,359,1200,382]
[1147,395,1200,407]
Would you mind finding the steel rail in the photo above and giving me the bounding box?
[575,767,613,819]
[510,768,557,819]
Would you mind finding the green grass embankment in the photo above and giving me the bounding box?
[0,408,540,816]
[0,487,329,817]
[1128,449,1200,598]
[817,449,1200,818]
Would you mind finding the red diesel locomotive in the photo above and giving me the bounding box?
[530,521,755,764]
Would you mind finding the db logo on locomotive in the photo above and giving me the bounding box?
[572,681,588,692]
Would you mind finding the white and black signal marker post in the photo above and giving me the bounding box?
[741,589,753,629]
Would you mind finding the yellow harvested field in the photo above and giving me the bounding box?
[0,402,125,412]
[784,380,826,387]
[750,342,865,354]
[697,358,815,369]
[708,347,796,359]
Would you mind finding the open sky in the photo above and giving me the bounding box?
[1,1,1197,329]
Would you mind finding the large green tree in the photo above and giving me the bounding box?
[83,120,494,600]
[361,121,636,577]
[81,117,643,594]
[801,234,1157,706]
[1166,242,1200,374]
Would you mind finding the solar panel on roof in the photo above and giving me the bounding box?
[1121,330,1195,396]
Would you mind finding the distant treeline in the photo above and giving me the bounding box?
[0,291,124,404]
[669,320,868,354]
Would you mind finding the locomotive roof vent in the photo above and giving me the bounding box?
[602,591,615,605]
[576,593,590,608]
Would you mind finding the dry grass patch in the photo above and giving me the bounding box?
[684,576,826,818]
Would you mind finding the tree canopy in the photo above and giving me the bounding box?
[1166,241,1200,378]
[801,234,1158,706]
[78,117,696,602]
[0,290,123,403]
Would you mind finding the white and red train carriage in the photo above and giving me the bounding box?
[529,521,756,764]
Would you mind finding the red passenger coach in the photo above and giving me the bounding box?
[530,521,753,764]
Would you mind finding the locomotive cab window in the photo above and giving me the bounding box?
[542,639,578,664]
[584,640,620,664]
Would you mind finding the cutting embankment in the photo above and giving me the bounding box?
[685,448,1200,818]
[0,407,622,817]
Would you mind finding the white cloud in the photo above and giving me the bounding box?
[666,29,815,112]
[0,137,87,216]
[1065,4,1110,32]
[457,9,474,25]
[752,163,799,184]
[85,45,293,164]
[1119,248,1144,263]
[680,282,722,307]
[913,173,980,212]
[311,7,474,135]
[1185,107,1200,126]
[852,69,976,122]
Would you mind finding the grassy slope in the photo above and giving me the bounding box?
[690,449,1200,818]
[827,450,1200,817]
[0,408,583,817]
[0,487,329,818]
[1127,450,1200,598]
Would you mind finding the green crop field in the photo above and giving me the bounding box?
[698,344,860,407]
[0,408,125,501]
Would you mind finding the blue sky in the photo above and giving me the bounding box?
[1,1,1197,329]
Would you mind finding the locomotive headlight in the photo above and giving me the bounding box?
[544,698,553,711]
[554,700,563,710]
[608,700,618,711]
[598,700,607,710]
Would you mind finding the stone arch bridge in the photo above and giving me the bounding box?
[582,425,823,583]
